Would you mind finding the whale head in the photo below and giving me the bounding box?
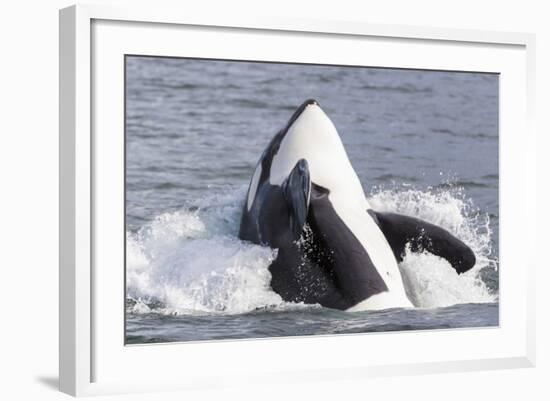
[269,99,367,204]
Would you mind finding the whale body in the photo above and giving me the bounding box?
[238,99,476,311]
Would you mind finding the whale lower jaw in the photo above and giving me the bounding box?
[346,291,413,312]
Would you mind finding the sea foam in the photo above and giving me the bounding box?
[127,185,497,315]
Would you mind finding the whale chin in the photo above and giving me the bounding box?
[346,292,413,312]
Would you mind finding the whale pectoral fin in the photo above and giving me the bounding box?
[370,211,476,274]
[282,159,311,241]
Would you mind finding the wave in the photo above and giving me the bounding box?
[361,83,432,94]
[126,185,498,315]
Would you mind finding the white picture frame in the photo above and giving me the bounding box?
[59,3,536,397]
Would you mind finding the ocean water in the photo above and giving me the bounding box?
[125,56,499,344]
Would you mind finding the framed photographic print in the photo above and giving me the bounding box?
[59,4,536,396]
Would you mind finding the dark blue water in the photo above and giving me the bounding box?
[125,56,499,344]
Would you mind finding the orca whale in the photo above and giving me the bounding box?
[238,99,476,311]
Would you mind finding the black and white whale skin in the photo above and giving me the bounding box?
[238,99,476,311]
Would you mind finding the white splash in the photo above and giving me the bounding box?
[127,185,498,315]
[126,188,283,315]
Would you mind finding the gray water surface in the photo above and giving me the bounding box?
[126,303,498,344]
